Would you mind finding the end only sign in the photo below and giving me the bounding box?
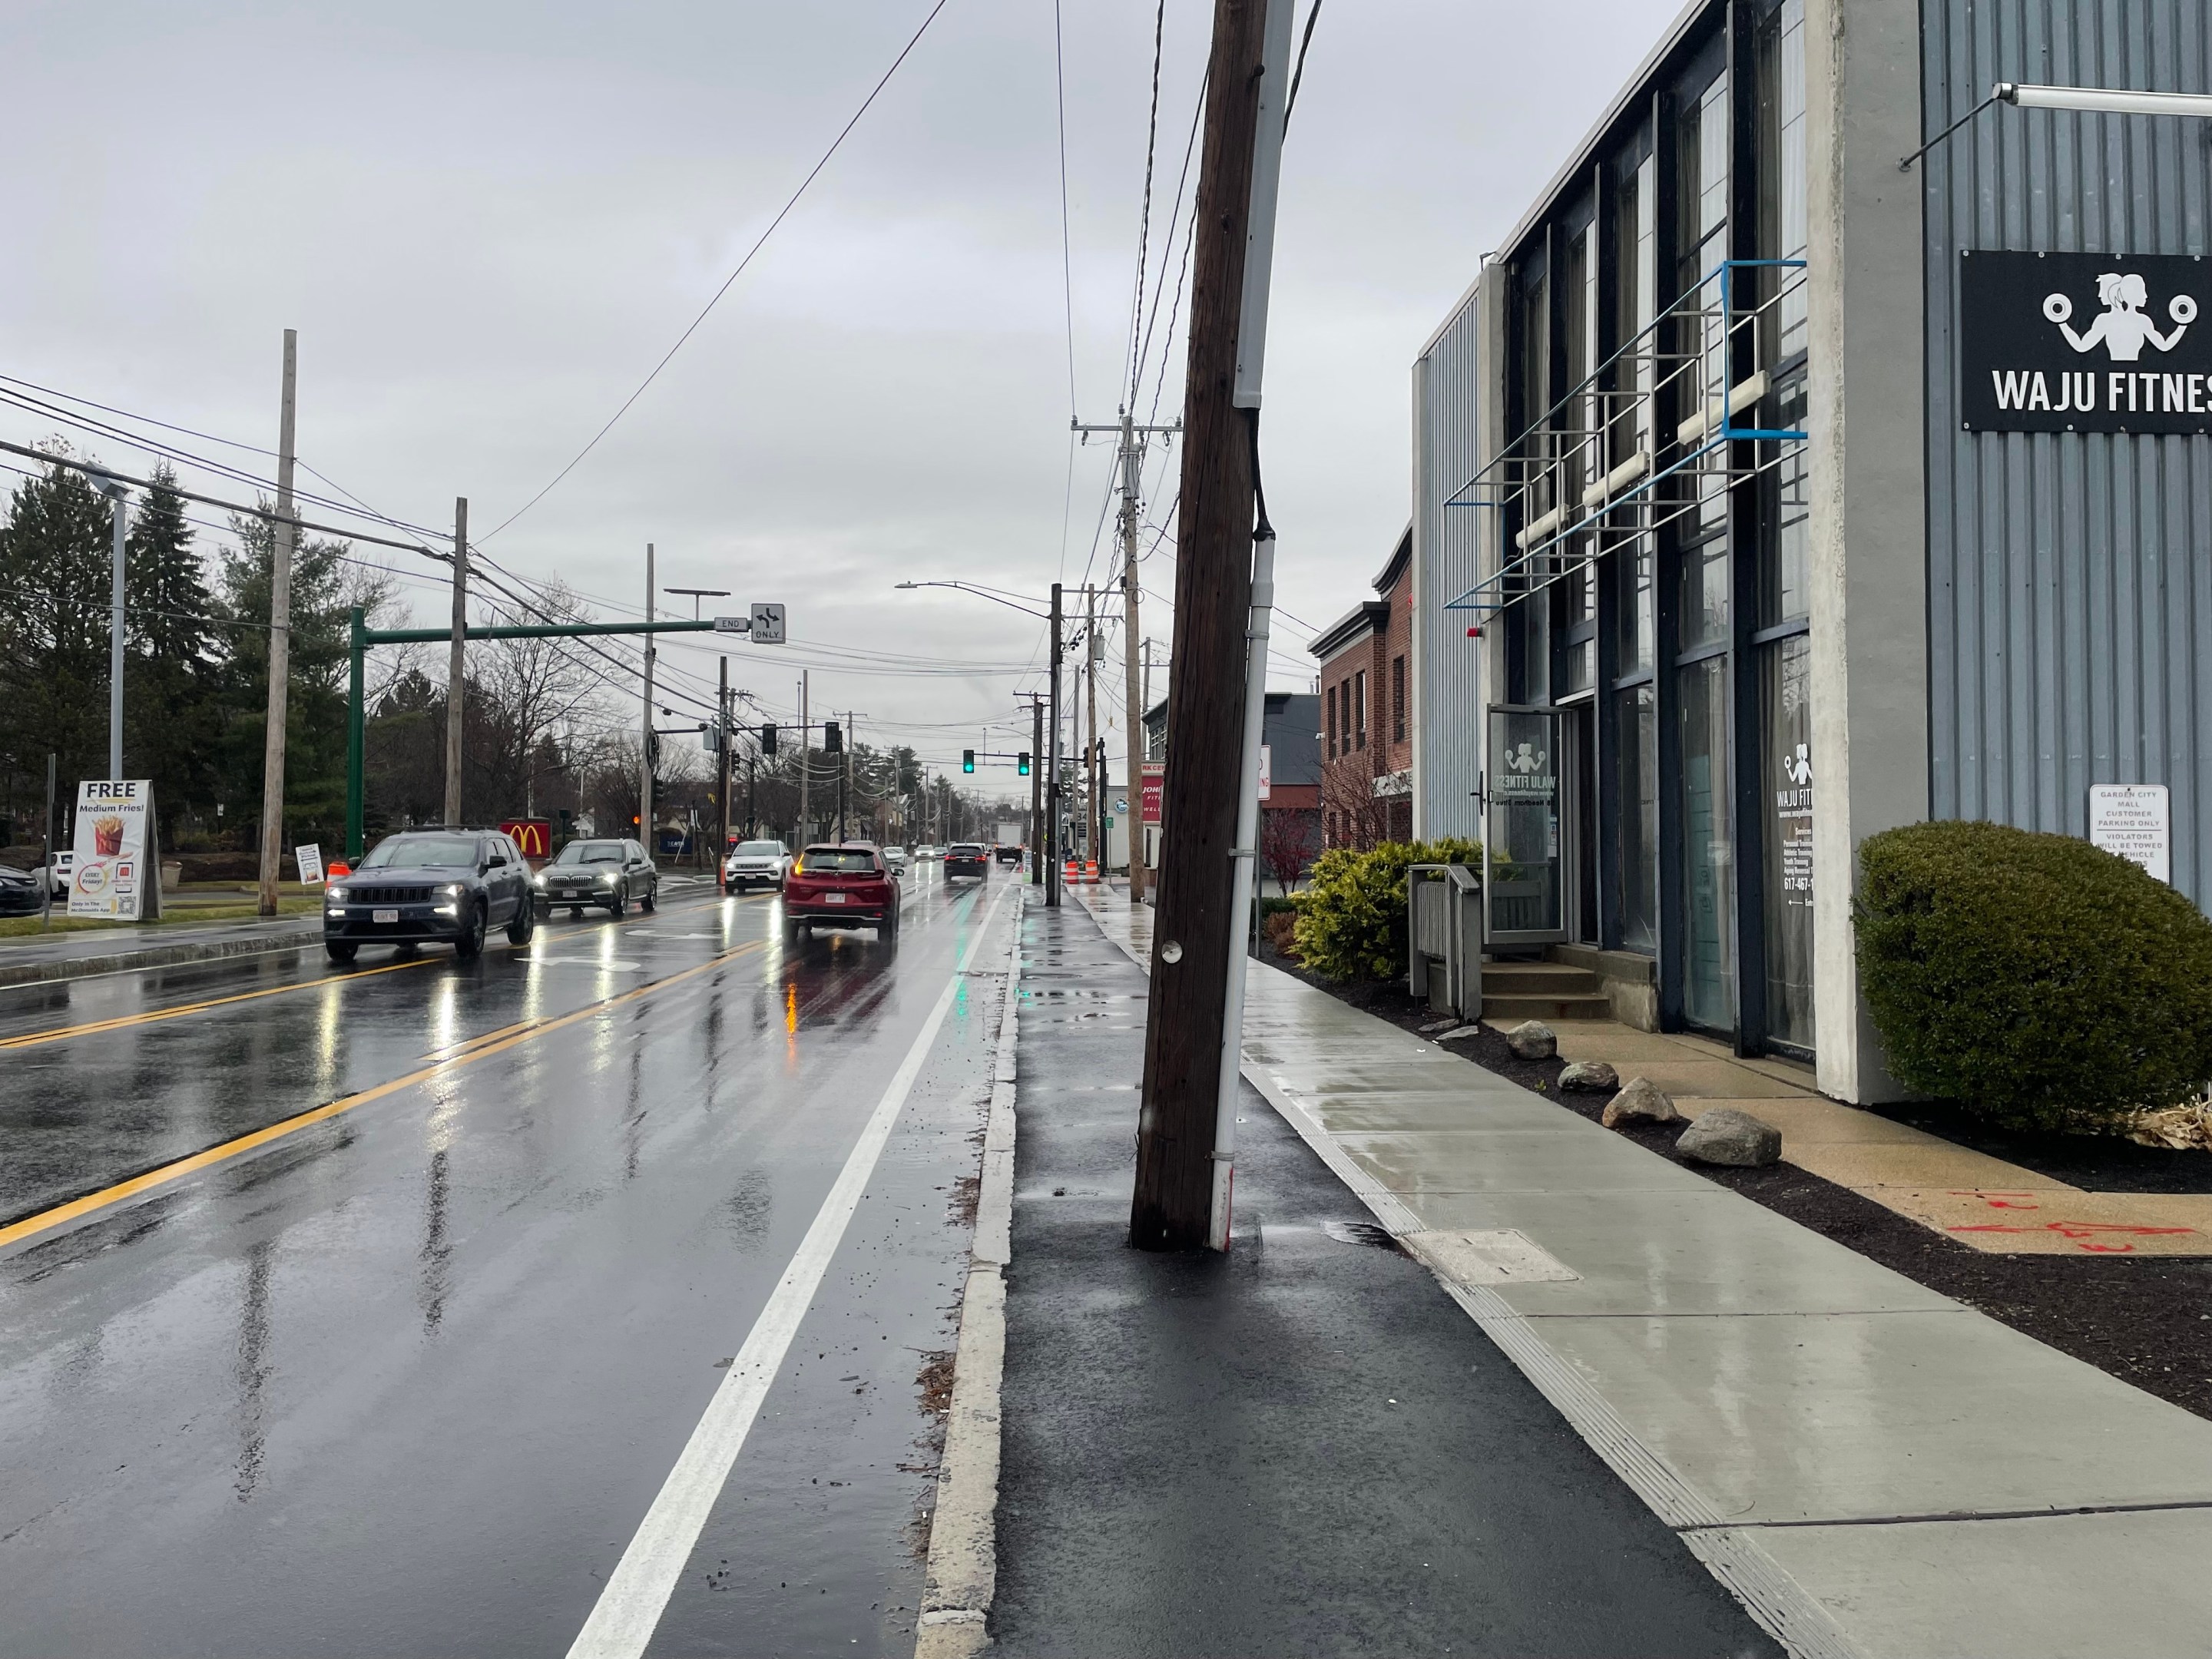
[1961,250,2212,434]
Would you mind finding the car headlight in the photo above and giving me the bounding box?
[326,886,349,902]
[531,872,548,888]
[440,882,465,898]
[600,870,619,884]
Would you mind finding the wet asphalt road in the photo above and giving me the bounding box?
[0,863,1015,1657]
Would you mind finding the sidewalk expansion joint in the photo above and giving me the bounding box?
[1683,1497,2212,1531]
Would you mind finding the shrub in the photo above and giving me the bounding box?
[1856,820,2212,1132]
[1291,838,1479,982]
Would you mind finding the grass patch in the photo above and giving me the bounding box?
[0,897,320,940]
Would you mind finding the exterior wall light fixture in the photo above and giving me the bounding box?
[1901,81,2212,172]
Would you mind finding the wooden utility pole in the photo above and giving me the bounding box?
[1028,693,1044,886]
[257,329,298,917]
[1084,584,1100,866]
[1046,584,1063,906]
[1131,0,1286,1251]
[1074,412,1177,899]
[797,670,810,841]
[717,656,732,878]
[443,497,467,824]
[639,545,656,846]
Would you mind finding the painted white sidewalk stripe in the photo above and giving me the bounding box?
[565,886,1008,1659]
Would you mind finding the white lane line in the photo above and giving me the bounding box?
[565,884,1010,1659]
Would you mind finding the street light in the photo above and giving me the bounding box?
[896,577,1063,906]
[84,469,129,781]
[1902,81,2212,171]
[664,585,730,621]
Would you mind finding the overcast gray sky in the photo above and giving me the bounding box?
[1,0,1679,779]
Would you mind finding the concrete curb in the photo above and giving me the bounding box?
[0,922,322,990]
[915,895,1022,1659]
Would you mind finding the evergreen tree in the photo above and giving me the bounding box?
[211,508,359,849]
[0,449,114,826]
[123,465,221,839]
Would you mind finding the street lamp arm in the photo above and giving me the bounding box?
[893,579,1052,620]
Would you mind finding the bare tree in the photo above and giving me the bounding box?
[465,581,601,818]
[1260,806,1320,895]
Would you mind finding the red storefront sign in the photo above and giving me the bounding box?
[500,817,552,863]
[1141,763,1164,826]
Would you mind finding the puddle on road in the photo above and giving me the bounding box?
[1323,1218,1402,1250]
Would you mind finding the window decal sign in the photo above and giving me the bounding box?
[1959,250,2212,434]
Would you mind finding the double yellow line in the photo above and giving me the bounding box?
[0,937,769,1254]
[0,953,440,1051]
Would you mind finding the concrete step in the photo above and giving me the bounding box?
[1482,962,1605,998]
[1482,992,1615,1023]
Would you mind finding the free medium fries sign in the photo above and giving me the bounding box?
[68,780,156,922]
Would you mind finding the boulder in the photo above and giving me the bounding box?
[1437,1025,1482,1044]
[1505,1020,1557,1061]
[1418,1018,1462,1035]
[1601,1076,1682,1128]
[1558,1060,1619,1092]
[1675,1108,1783,1167]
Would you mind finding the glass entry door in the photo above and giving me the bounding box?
[1485,707,1565,945]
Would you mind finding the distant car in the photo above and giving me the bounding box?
[911,844,941,861]
[994,843,1023,867]
[42,850,73,898]
[882,846,909,874]
[722,838,791,893]
[324,828,535,963]
[782,843,899,945]
[535,839,659,917]
[945,843,989,882]
[0,863,41,916]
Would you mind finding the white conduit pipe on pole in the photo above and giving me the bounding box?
[1209,528,1276,1253]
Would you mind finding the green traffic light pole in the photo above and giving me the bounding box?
[346,608,730,863]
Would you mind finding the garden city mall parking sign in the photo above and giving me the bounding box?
[68,780,154,921]
[1960,250,2212,434]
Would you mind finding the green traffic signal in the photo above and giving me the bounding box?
[962,749,976,773]
[1017,751,1031,776]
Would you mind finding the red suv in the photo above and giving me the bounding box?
[783,843,899,945]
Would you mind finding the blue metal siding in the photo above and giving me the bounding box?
[1923,0,2212,905]
[1415,293,1487,839]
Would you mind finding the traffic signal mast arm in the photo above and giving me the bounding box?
[345,604,784,861]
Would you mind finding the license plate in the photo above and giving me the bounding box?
[823,892,847,904]
[373,908,399,924]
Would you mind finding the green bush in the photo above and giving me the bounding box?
[1856,820,2212,1132]
[1291,839,1480,982]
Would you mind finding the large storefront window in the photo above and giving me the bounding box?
[1678,657,1734,1029]
[1760,636,1814,1050]
[1618,681,1658,951]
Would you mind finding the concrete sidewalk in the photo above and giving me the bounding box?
[986,896,1777,1657]
[1081,886,2212,1659]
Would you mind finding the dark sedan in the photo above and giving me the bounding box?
[323,829,536,963]
[782,843,898,945]
[0,864,41,916]
[944,843,989,882]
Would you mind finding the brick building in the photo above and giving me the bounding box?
[1312,528,1415,849]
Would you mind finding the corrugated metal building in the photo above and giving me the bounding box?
[1923,0,2212,903]
[1412,290,1490,842]
[1409,0,2210,1103]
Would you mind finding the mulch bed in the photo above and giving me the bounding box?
[1260,942,2212,1422]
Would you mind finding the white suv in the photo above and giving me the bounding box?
[722,839,791,893]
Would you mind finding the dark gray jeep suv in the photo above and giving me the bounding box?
[323,828,535,964]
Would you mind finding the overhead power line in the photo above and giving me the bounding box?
[481,0,953,543]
